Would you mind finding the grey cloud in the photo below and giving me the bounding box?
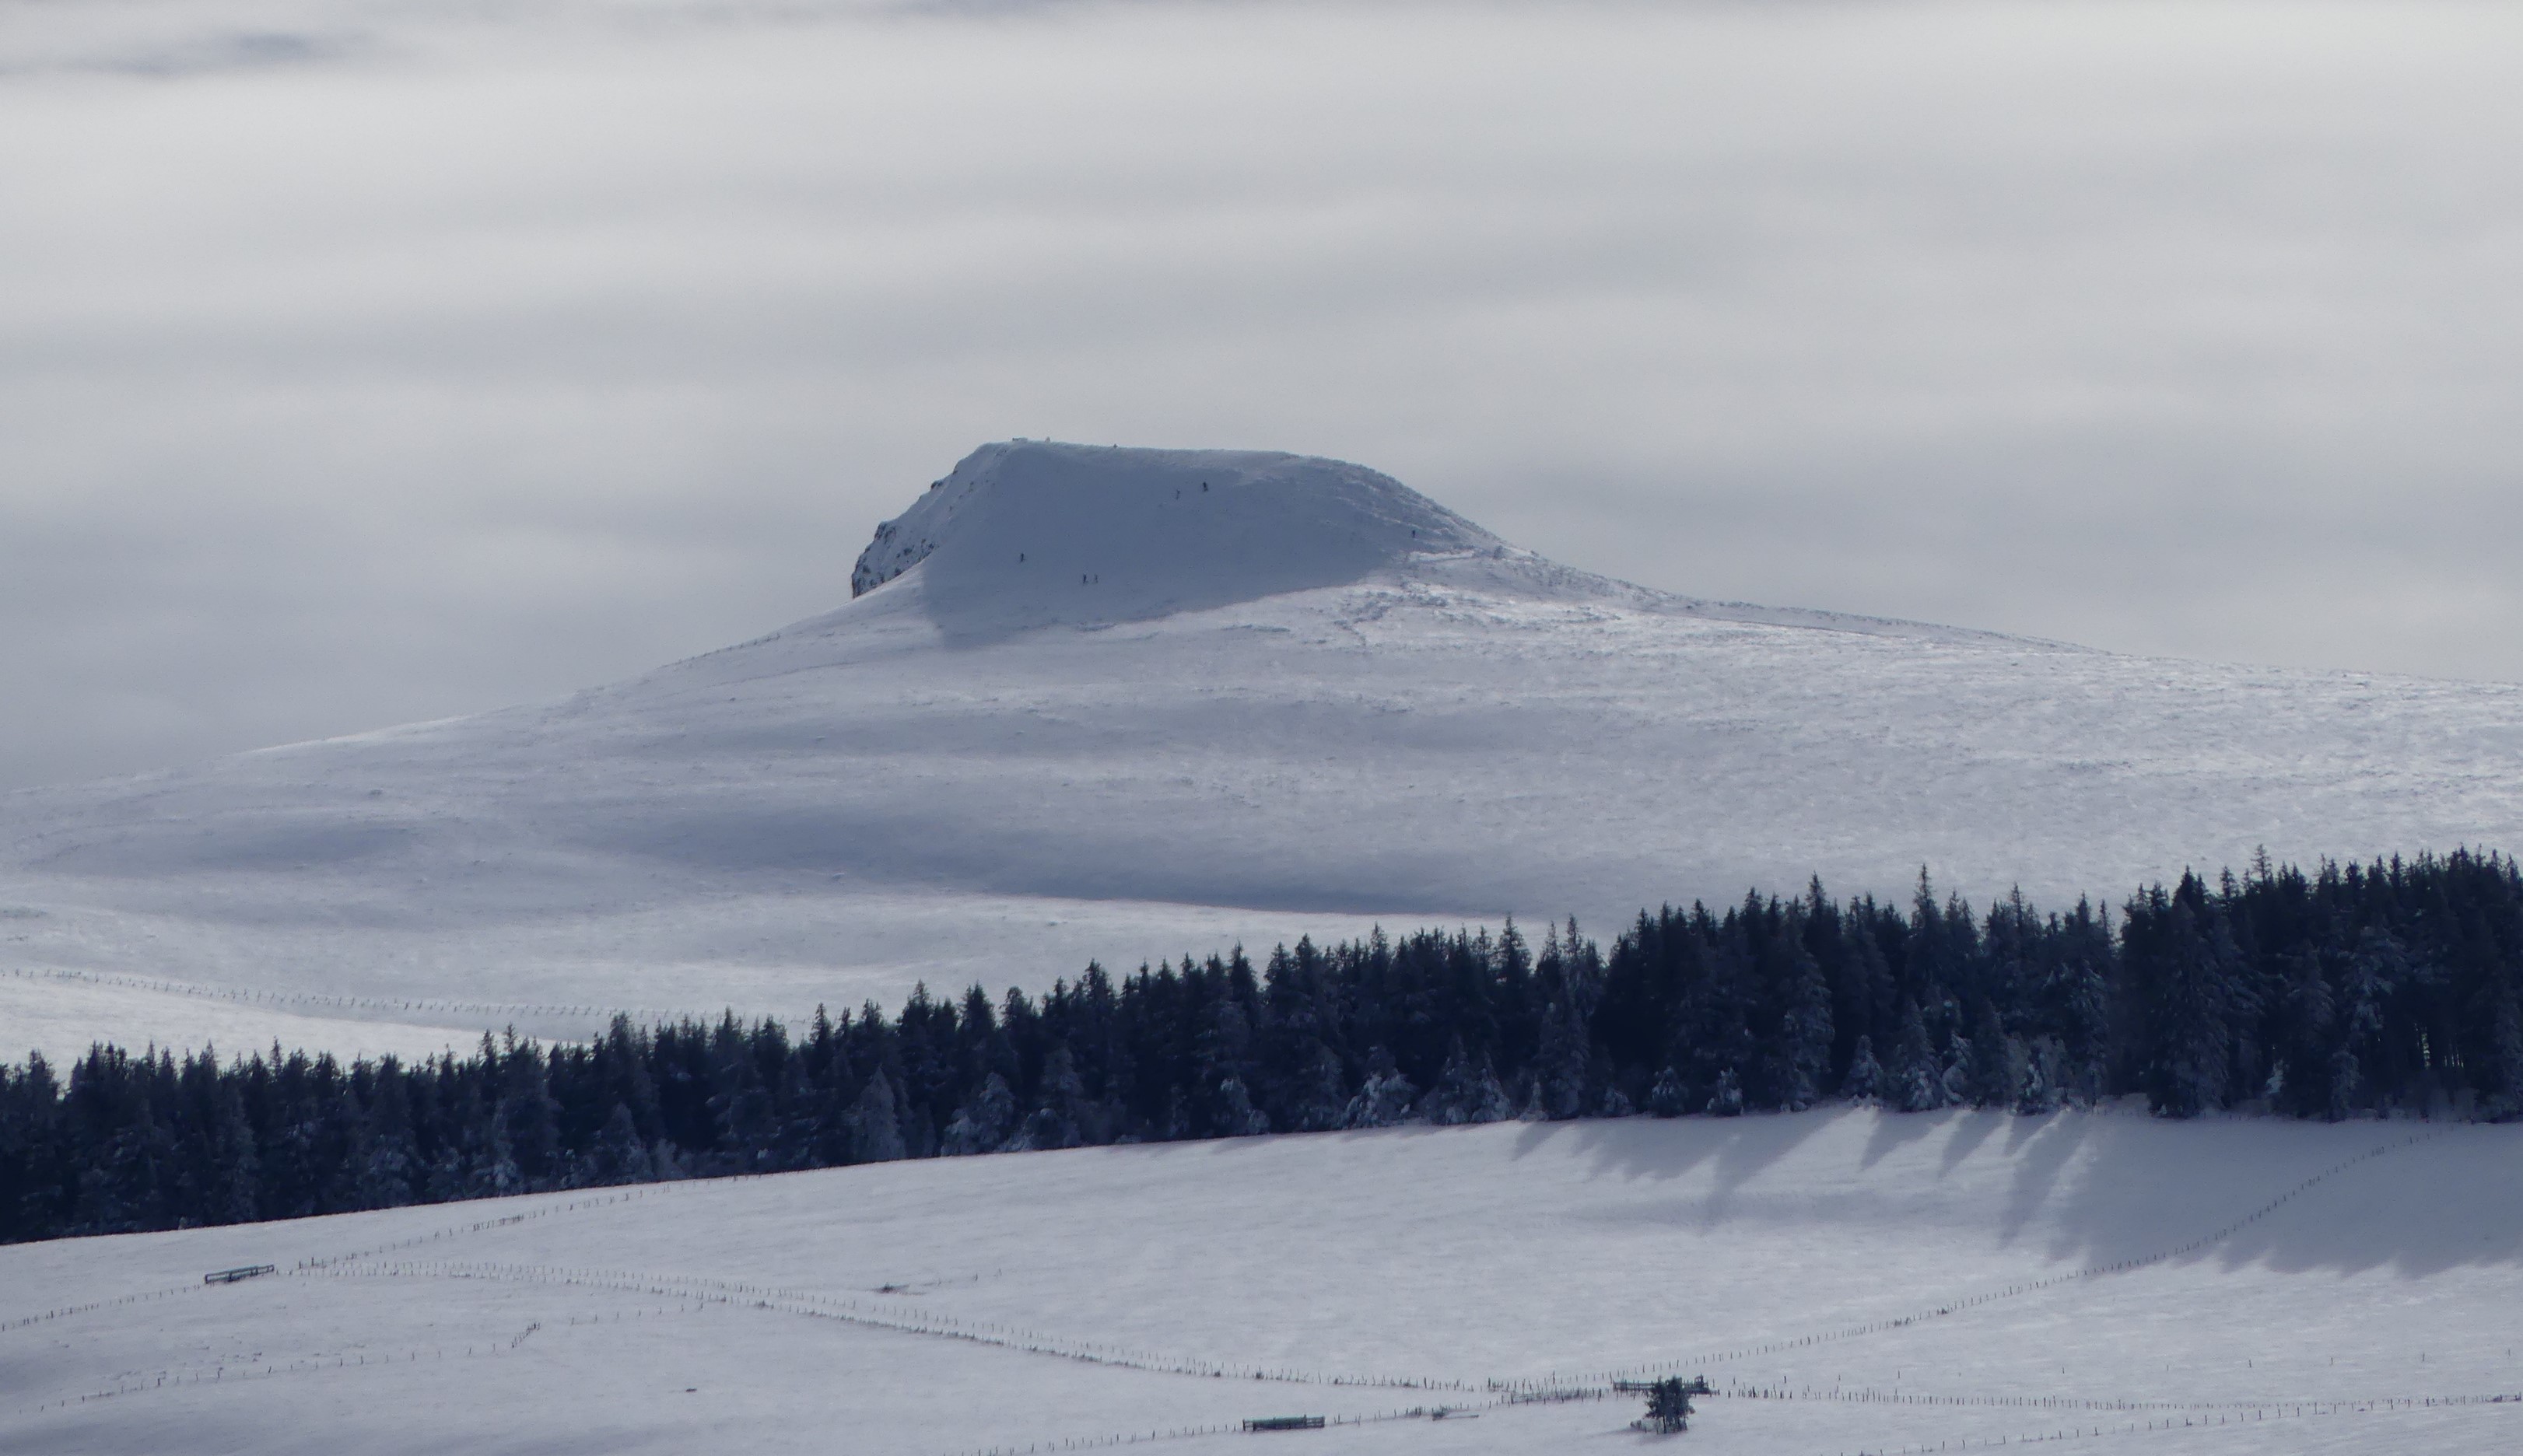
[79,30,349,79]
[2,0,2521,790]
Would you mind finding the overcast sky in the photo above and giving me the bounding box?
[2,0,2519,793]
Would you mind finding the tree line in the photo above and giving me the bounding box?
[5,849,2521,1244]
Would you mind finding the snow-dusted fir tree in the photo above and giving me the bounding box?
[1344,1048,1419,1129]
[1705,1068,1744,1117]
[943,1073,1018,1154]
[2490,992,2523,1120]
[1519,918,1603,1118]
[1890,1000,1944,1112]
[1965,1003,2020,1110]
[1214,1075,1270,1136]
[1421,1038,1513,1125]
[2046,899,2116,1106]
[1649,1065,1687,1117]
[1288,1040,1352,1132]
[1939,1027,1975,1109]
[2125,877,2258,1117]
[1840,1035,1883,1104]
[850,1066,907,1163]
[1016,1045,1091,1150]
[471,1115,524,1199]
[1775,946,1834,1111]
[590,1104,654,1185]
[2016,1037,2065,1115]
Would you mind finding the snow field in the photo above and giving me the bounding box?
[0,966,494,1066]
[8,443,2523,1064]
[5,1107,2518,1454]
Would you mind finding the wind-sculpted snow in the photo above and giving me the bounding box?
[850,441,1500,638]
[5,1110,2520,1454]
[4,440,2523,1060]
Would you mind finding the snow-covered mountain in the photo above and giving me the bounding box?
[5,440,2521,1061]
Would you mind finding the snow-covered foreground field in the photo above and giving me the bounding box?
[5,1108,2517,1455]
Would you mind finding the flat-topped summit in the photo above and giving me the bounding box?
[848,441,1500,634]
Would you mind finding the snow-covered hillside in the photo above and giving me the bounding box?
[5,440,2521,1062]
[5,1108,2518,1454]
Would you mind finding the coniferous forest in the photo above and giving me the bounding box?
[6,850,2523,1244]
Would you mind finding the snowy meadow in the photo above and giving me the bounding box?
[5,1109,2519,1454]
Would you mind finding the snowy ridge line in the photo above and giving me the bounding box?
[332,1257,1467,1393]
[1,964,679,1027]
[1563,1127,2449,1389]
[5,1300,703,1419]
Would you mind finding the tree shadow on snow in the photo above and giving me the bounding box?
[2030,1115,2523,1279]
[1506,1108,2523,1282]
[1507,1109,1845,1229]
[1995,1111,2093,1249]
[1857,1103,1945,1171]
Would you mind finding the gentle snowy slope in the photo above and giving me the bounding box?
[5,1109,2518,1454]
[5,441,2521,1060]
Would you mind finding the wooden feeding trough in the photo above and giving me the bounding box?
[1242,1416,1326,1433]
[203,1264,276,1286]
